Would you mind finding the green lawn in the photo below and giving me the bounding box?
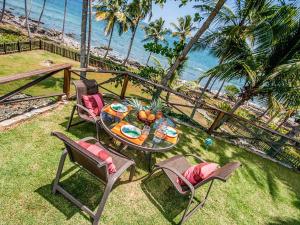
[1,50,300,225]
[0,50,150,99]
[0,103,299,225]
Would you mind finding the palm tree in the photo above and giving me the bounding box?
[170,15,196,42]
[190,0,295,118]
[151,57,186,103]
[95,0,129,59]
[143,18,169,65]
[61,0,68,40]
[207,3,300,129]
[24,0,31,40]
[214,79,225,98]
[122,0,152,65]
[0,0,6,23]
[37,0,47,29]
[155,0,226,99]
[80,0,89,77]
[87,0,92,66]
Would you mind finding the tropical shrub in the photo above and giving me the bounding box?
[224,85,240,101]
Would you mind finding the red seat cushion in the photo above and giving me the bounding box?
[177,162,219,186]
[77,140,116,174]
[82,93,104,116]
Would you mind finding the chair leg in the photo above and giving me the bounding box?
[95,122,101,141]
[92,182,114,225]
[202,180,214,207]
[67,105,76,131]
[129,164,135,181]
[52,149,68,194]
[179,192,195,225]
[180,180,215,224]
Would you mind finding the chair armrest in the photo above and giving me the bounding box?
[51,131,109,169]
[185,154,207,163]
[76,104,98,121]
[155,164,195,195]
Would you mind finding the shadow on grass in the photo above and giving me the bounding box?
[58,101,300,218]
[268,217,300,225]
[35,166,102,221]
[141,172,188,225]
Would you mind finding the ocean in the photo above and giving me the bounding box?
[1,0,242,91]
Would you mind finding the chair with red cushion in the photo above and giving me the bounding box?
[67,79,105,140]
[145,154,241,224]
[51,131,135,225]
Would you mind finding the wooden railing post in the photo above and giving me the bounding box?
[63,68,71,99]
[120,74,129,99]
[29,40,32,51]
[208,111,225,134]
[17,41,21,52]
[4,43,7,54]
[39,39,42,49]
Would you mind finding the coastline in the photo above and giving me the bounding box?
[0,9,144,69]
[0,10,268,115]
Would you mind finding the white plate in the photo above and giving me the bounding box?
[164,127,177,138]
[110,103,128,113]
[120,125,141,139]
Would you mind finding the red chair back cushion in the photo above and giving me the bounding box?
[82,93,104,116]
[77,140,116,174]
[177,162,219,186]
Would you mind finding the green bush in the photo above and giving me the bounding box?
[217,102,231,112]
[224,85,240,100]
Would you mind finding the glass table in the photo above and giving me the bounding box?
[99,103,179,171]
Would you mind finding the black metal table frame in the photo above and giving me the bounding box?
[98,110,178,171]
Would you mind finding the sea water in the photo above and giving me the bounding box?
[1,0,243,91]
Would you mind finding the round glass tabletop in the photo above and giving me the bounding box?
[99,103,179,153]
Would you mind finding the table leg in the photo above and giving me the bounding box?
[146,152,153,172]
[119,143,128,152]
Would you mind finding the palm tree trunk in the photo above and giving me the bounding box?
[275,110,295,131]
[24,0,31,40]
[190,75,214,118]
[155,0,226,99]
[104,20,115,59]
[0,0,6,23]
[209,77,217,91]
[214,79,225,99]
[123,18,140,66]
[257,106,270,119]
[86,0,92,66]
[213,97,247,131]
[266,111,280,125]
[80,0,88,78]
[146,52,152,66]
[61,0,68,41]
[37,0,47,29]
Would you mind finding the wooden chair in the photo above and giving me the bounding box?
[146,154,241,224]
[51,132,135,225]
[67,79,103,140]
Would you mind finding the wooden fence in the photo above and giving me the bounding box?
[69,68,300,171]
[0,63,72,104]
[0,40,299,171]
[0,39,125,71]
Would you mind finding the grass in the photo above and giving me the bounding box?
[0,50,150,99]
[0,103,300,225]
[1,50,300,224]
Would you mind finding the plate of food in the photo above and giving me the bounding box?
[111,103,128,113]
[164,126,177,138]
[121,125,141,139]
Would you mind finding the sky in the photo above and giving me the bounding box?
[151,1,197,26]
